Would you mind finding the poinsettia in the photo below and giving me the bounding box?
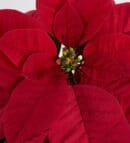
[1,28,130,143]
[0,1,130,143]
[36,0,130,124]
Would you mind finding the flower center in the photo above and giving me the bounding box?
[56,45,84,76]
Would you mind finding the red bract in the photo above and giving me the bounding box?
[99,3,130,35]
[80,3,130,124]
[26,10,40,22]
[0,9,40,37]
[36,0,114,47]
[81,33,130,123]
[0,9,41,140]
[0,27,129,143]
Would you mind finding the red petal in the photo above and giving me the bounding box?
[53,1,83,48]
[0,110,4,140]
[3,62,130,143]
[70,0,114,44]
[23,53,56,80]
[99,3,130,35]
[0,29,57,138]
[0,52,22,139]
[37,0,114,45]
[0,10,39,37]
[0,51,20,93]
[73,85,130,143]
[48,86,90,143]
[47,85,130,142]
[37,0,65,33]
[0,29,57,68]
[81,34,130,123]
[26,10,41,22]
[26,10,36,16]
[23,133,48,143]
[3,68,71,143]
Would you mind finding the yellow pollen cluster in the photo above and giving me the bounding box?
[56,47,83,74]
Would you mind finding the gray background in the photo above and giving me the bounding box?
[0,0,129,12]
[116,0,130,3]
[0,0,35,12]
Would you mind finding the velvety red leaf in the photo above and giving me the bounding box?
[0,29,57,139]
[0,29,57,68]
[45,85,130,143]
[53,1,83,48]
[0,51,23,140]
[99,3,130,35]
[48,86,89,143]
[37,0,65,33]
[3,65,130,143]
[0,110,4,140]
[37,0,114,46]
[69,0,114,45]
[81,34,130,123]
[26,10,41,22]
[0,51,21,92]
[23,53,56,80]
[0,9,39,38]
[2,67,72,143]
[24,133,48,143]
[73,85,130,143]
[26,10,37,17]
